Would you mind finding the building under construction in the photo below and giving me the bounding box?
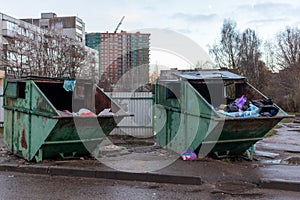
[86,31,150,91]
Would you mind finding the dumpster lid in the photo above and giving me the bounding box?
[173,70,245,81]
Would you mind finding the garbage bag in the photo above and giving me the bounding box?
[260,105,279,117]
[251,99,279,117]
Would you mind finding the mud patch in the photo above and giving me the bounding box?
[215,181,256,193]
[108,135,159,153]
[211,181,263,197]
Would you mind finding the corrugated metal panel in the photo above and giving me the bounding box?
[106,92,154,138]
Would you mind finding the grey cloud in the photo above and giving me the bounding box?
[252,2,291,11]
[237,2,296,16]
[247,18,290,24]
[172,13,218,23]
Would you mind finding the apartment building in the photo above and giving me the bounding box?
[21,12,85,44]
[86,31,150,90]
[0,11,97,79]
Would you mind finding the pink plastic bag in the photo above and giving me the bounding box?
[181,150,198,161]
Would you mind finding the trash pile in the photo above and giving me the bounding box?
[57,108,114,117]
[216,95,279,118]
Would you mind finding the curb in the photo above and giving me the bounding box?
[0,163,202,185]
[259,178,300,192]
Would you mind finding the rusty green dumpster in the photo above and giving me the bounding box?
[155,70,293,158]
[3,77,129,162]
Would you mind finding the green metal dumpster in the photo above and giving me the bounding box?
[3,77,130,162]
[155,70,293,158]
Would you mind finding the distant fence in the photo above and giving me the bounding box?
[105,92,154,138]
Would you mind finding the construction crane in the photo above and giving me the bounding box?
[114,16,125,33]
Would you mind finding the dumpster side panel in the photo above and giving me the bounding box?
[12,111,30,159]
[41,117,121,159]
[95,85,121,114]
[29,115,58,161]
[183,81,220,151]
[154,81,181,148]
[165,110,181,149]
[187,115,212,151]
[185,81,218,118]
[203,118,283,157]
[155,81,219,152]
[3,109,13,151]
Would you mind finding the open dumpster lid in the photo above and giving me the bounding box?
[173,70,245,81]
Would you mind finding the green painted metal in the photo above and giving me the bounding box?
[202,117,284,158]
[155,80,220,153]
[3,78,129,162]
[155,71,293,158]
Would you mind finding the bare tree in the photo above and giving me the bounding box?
[78,50,98,81]
[276,27,300,69]
[209,19,269,90]
[1,27,91,79]
[239,28,267,90]
[2,33,33,77]
[268,27,300,112]
[263,40,278,72]
[209,19,241,69]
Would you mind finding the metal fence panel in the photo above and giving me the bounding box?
[105,92,154,138]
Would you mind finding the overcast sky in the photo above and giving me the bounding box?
[1,0,300,69]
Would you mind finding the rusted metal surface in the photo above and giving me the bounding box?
[21,127,27,149]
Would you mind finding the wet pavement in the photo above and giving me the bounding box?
[0,121,300,195]
[255,122,300,191]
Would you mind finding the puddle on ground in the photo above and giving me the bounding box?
[260,156,300,165]
[260,159,282,164]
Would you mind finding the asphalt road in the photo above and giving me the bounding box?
[0,171,299,200]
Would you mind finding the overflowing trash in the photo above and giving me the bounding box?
[57,108,114,117]
[216,96,279,118]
